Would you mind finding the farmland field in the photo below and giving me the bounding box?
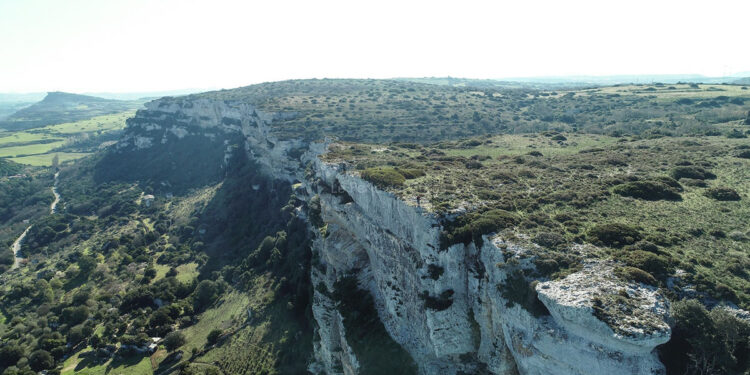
[0,111,135,166]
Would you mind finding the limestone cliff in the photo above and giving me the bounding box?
[117,96,672,375]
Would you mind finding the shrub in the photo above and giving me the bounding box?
[164,331,186,351]
[726,129,747,139]
[669,166,716,180]
[499,271,550,317]
[29,350,54,372]
[440,209,519,249]
[728,231,748,242]
[361,167,405,188]
[681,178,707,187]
[704,187,741,201]
[426,264,444,280]
[420,289,454,311]
[616,250,671,279]
[395,167,425,179]
[654,176,684,192]
[659,300,750,375]
[587,223,641,247]
[533,232,566,248]
[464,160,483,169]
[614,266,657,285]
[207,329,223,345]
[737,150,750,159]
[613,180,681,201]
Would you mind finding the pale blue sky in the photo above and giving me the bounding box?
[1,0,749,93]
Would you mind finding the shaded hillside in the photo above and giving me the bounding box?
[0,92,141,130]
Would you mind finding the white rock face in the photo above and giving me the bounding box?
[119,97,307,180]
[127,97,672,375]
[304,160,671,375]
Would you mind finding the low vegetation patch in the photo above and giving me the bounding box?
[440,209,519,249]
[659,300,750,375]
[669,166,716,180]
[614,266,658,285]
[704,187,741,201]
[499,270,550,318]
[613,180,682,201]
[588,223,642,248]
[360,167,406,188]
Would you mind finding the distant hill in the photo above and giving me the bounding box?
[400,74,750,89]
[0,92,142,131]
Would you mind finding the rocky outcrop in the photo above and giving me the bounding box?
[121,96,672,375]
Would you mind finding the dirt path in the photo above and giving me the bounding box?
[11,225,32,269]
[11,172,60,269]
[50,172,60,214]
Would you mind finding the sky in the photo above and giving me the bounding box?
[1,0,749,93]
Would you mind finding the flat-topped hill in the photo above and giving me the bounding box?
[0,91,141,130]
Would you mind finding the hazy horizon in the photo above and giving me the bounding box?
[2,0,749,93]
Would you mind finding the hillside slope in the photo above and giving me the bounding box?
[0,92,141,131]
[0,79,747,375]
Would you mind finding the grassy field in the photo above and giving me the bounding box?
[0,111,134,166]
[8,152,91,166]
[62,347,153,375]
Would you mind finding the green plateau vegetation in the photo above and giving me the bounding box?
[0,111,134,166]
[325,133,750,307]
[192,79,750,142]
[0,79,748,375]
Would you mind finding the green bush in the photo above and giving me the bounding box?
[395,167,425,179]
[613,180,681,201]
[440,209,518,248]
[614,266,657,285]
[587,223,642,247]
[499,271,550,317]
[532,232,566,248]
[704,187,741,201]
[681,178,707,187]
[737,150,750,159]
[361,167,406,188]
[726,129,747,139]
[164,331,186,352]
[669,166,716,180]
[659,299,750,375]
[206,329,222,345]
[420,289,454,311]
[616,250,671,278]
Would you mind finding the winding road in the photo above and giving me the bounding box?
[11,172,60,269]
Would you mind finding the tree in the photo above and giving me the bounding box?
[164,331,186,352]
[77,254,97,275]
[194,280,219,309]
[29,349,54,372]
[51,154,59,170]
[206,329,222,345]
[0,345,24,367]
